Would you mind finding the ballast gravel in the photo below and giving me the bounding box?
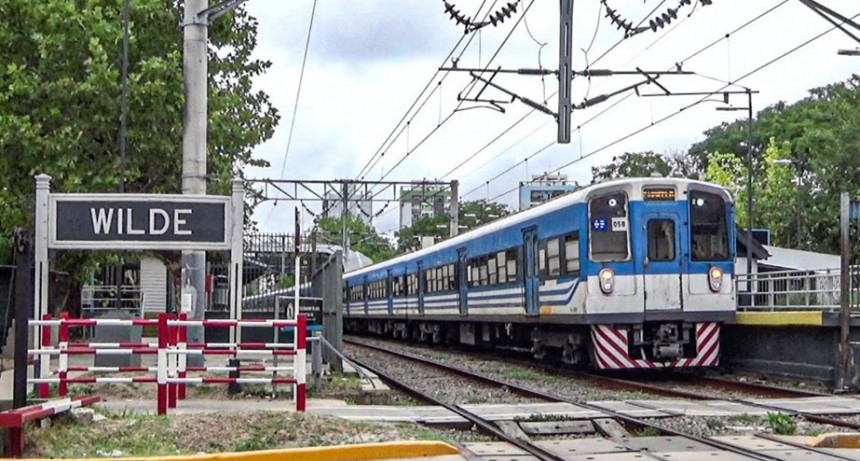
[346,337,664,402]
[345,344,547,406]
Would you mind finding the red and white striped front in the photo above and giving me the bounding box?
[590,322,720,370]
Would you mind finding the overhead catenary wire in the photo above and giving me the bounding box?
[483,9,860,202]
[279,0,319,178]
[460,0,792,200]
[353,1,493,181]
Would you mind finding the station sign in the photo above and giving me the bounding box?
[48,194,231,250]
[282,297,323,325]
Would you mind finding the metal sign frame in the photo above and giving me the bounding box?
[31,174,246,383]
[47,193,232,250]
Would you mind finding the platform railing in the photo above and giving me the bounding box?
[80,285,144,316]
[736,266,860,312]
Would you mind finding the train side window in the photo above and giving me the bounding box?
[488,256,497,285]
[507,249,517,282]
[449,264,456,290]
[479,257,489,286]
[497,251,507,283]
[547,238,561,277]
[564,233,580,274]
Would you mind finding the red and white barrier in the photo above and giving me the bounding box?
[29,312,308,415]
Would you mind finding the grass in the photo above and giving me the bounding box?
[634,427,661,437]
[765,412,797,435]
[502,368,543,381]
[25,411,455,458]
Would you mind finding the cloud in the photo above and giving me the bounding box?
[240,0,859,234]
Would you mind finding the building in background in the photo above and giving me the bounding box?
[322,185,373,224]
[518,172,579,211]
[399,183,451,228]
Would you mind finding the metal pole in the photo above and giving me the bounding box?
[181,0,209,349]
[341,182,349,258]
[838,192,852,390]
[745,89,754,279]
[13,229,32,409]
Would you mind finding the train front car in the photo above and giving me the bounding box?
[585,179,735,370]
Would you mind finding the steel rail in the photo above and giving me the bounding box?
[342,353,567,461]
[344,339,793,461]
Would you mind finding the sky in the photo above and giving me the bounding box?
[240,0,859,238]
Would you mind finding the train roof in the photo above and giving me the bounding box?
[346,177,731,278]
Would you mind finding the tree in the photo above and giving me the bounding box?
[395,200,514,253]
[0,2,278,289]
[316,215,396,263]
[693,74,860,253]
[590,151,672,183]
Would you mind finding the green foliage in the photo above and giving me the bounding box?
[277,275,295,289]
[0,0,278,281]
[0,234,12,265]
[601,74,860,254]
[591,151,672,183]
[316,215,396,263]
[765,412,797,435]
[395,200,513,253]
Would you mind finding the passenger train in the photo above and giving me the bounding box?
[248,177,737,370]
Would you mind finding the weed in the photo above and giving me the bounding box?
[635,427,661,437]
[394,423,451,442]
[502,368,542,381]
[705,418,725,431]
[765,412,797,435]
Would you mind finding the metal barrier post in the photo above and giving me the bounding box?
[312,331,322,390]
[157,313,168,415]
[168,314,178,409]
[39,314,51,398]
[178,313,187,400]
[58,313,69,397]
[296,314,306,412]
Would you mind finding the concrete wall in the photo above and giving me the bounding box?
[722,324,838,385]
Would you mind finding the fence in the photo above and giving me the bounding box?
[80,285,144,316]
[736,266,860,311]
[27,313,307,414]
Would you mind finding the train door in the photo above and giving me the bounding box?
[386,270,394,315]
[457,248,468,316]
[522,227,540,316]
[642,212,683,311]
[417,261,425,315]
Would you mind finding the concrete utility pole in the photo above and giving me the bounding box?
[181,0,209,347]
[449,180,459,237]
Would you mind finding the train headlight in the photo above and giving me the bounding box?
[598,268,614,294]
[708,266,723,292]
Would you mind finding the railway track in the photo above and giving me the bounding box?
[344,338,858,461]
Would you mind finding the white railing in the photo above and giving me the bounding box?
[736,266,860,311]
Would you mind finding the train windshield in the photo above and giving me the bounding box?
[589,192,630,261]
[689,190,730,261]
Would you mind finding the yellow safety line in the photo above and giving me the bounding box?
[734,311,823,326]
[20,441,461,461]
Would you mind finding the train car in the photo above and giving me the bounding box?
[342,177,736,370]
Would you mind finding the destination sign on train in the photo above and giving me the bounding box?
[50,195,230,250]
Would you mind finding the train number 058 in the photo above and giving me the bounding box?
[611,218,628,231]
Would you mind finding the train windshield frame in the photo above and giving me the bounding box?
[588,191,631,262]
[689,189,730,261]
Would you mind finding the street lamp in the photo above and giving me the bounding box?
[716,89,755,277]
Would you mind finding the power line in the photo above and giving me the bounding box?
[371,0,538,186]
[460,0,790,199]
[279,0,319,178]
[354,1,493,181]
[485,9,860,202]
